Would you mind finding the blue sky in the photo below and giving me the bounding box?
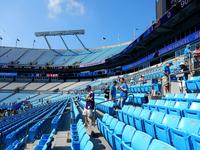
[0,0,156,49]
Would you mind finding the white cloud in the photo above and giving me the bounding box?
[65,0,85,16]
[48,0,64,18]
[47,0,85,18]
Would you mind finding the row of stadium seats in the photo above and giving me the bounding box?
[117,105,200,150]
[127,93,148,105]
[186,76,200,93]
[143,99,200,119]
[34,101,68,150]
[5,102,61,146]
[163,93,200,102]
[70,119,93,150]
[71,100,80,122]
[97,113,176,150]
[129,83,162,94]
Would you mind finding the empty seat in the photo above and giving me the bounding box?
[154,114,181,144]
[170,117,200,150]
[83,141,93,150]
[183,102,200,119]
[163,93,175,100]
[190,134,200,150]
[157,101,176,113]
[118,106,130,122]
[168,101,189,116]
[144,111,165,138]
[134,109,151,131]
[123,106,135,125]
[121,125,136,150]
[123,131,153,150]
[102,116,113,136]
[148,139,177,150]
[104,118,118,140]
[127,107,142,126]
[111,121,126,148]
[80,134,90,150]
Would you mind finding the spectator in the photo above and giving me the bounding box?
[162,62,173,95]
[192,45,200,62]
[104,83,110,101]
[178,62,189,93]
[117,78,128,109]
[110,80,118,109]
[138,75,145,84]
[83,85,95,133]
[184,44,191,61]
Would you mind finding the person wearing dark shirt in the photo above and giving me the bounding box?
[178,62,189,93]
[104,84,110,101]
[83,85,95,129]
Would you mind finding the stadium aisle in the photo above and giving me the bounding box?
[78,104,112,150]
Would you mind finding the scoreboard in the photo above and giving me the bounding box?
[166,0,192,10]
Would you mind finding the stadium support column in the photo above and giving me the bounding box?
[75,34,92,53]
[59,35,78,55]
[44,36,52,50]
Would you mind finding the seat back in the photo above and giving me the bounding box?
[164,101,176,107]
[140,109,151,120]
[122,105,130,112]
[155,100,165,106]
[133,107,143,117]
[178,117,200,135]
[190,102,200,110]
[184,93,197,100]
[174,93,185,100]
[109,118,118,130]
[127,106,135,115]
[122,125,136,144]
[164,93,175,100]
[131,131,153,150]
[149,111,165,123]
[162,114,181,128]
[102,114,109,123]
[114,121,126,136]
[105,116,113,126]
[148,139,177,150]
[80,134,90,150]
[147,99,157,105]
[83,141,93,150]
[174,101,189,109]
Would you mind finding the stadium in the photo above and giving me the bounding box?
[0,0,200,149]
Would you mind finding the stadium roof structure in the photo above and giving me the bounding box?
[35,29,92,54]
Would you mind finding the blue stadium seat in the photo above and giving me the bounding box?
[121,125,136,150]
[109,121,125,148]
[118,105,130,122]
[99,113,109,133]
[190,134,200,150]
[154,114,181,144]
[134,109,151,131]
[181,93,197,102]
[80,134,90,150]
[183,102,200,119]
[172,93,185,101]
[170,117,200,150]
[144,111,165,138]
[104,118,118,140]
[157,100,176,113]
[123,131,153,150]
[148,139,177,150]
[168,101,189,116]
[123,106,135,125]
[127,107,142,126]
[163,93,175,100]
[83,141,93,150]
[102,116,113,136]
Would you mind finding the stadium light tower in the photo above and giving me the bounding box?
[35,29,92,54]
